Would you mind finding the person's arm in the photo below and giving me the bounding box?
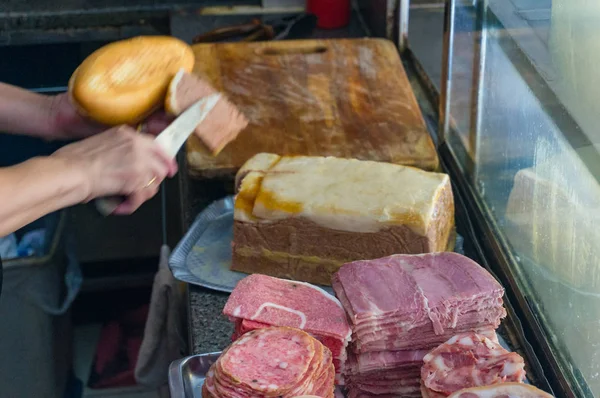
[0,156,86,236]
[0,83,59,139]
[0,126,177,236]
[0,82,171,140]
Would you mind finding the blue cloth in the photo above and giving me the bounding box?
[17,229,46,257]
[0,234,17,259]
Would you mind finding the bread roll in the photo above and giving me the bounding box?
[68,36,194,125]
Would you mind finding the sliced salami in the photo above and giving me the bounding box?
[202,327,335,398]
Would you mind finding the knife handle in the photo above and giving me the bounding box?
[95,196,127,216]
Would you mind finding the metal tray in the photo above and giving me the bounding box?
[169,351,350,398]
[169,332,524,398]
[169,352,221,398]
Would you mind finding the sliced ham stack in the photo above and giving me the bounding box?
[223,274,352,383]
[422,333,526,397]
[202,327,335,398]
[332,252,508,397]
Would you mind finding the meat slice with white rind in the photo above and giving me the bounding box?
[421,332,526,398]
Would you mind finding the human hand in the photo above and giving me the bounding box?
[51,125,178,214]
[49,93,174,140]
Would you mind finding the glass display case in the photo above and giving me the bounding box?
[405,0,600,397]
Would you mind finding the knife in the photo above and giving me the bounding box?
[95,93,222,216]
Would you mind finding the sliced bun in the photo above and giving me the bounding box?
[69,36,195,125]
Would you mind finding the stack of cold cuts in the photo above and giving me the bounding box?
[223,274,352,383]
[332,252,508,398]
[202,327,335,398]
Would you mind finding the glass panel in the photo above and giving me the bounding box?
[408,1,445,90]
[444,0,600,395]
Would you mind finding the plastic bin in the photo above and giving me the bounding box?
[0,211,82,398]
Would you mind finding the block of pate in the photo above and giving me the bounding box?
[231,153,455,286]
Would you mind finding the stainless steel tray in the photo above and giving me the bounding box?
[169,351,346,398]
[168,332,524,398]
[169,352,221,398]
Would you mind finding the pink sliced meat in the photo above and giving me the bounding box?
[236,319,346,360]
[345,349,429,374]
[314,364,336,397]
[344,350,427,398]
[352,308,505,342]
[224,274,351,341]
[355,382,421,396]
[332,253,505,334]
[168,70,248,155]
[233,317,347,384]
[354,325,501,352]
[348,389,422,398]
[349,369,422,383]
[224,274,351,382]
[203,327,335,398]
[351,377,420,391]
[421,332,526,397]
[333,253,509,397]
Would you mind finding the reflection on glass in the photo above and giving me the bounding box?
[444,0,600,395]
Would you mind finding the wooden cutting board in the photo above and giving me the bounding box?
[186,38,438,177]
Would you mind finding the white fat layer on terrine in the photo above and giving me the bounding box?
[234,153,450,235]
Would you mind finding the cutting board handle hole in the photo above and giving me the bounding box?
[257,46,328,56]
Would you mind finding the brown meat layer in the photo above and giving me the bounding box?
[232,220,455,287]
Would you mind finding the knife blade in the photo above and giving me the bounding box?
[95,93,222,216]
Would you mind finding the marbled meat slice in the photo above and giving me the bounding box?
[204,327,335,398]
[292,349,334,397]
[235,318,346,373]
[332,253,505,335]
[225,330,317,396]
[286,338,326,396]
[313,364,336,398]
[235,319,346,361]
[421,332,526,398]
[447,383,554,398]
[201,383,212,398]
